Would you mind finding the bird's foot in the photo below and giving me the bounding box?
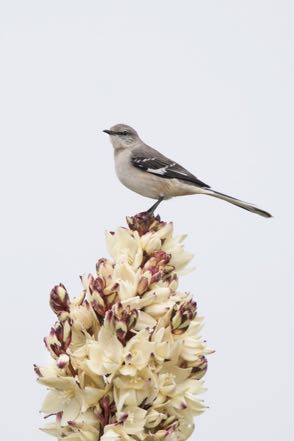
[126,198,165,236]
[146,197,164,215]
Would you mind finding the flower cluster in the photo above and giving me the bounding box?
[36,212,212,440]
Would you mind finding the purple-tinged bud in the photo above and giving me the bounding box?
[167,274,178,291]
[112,304,138,344]
[92,276,105,294]
[143,257,157,272]
[96,258,108,274]
[44,339,59,359]
[127,212,163,236]
[191,356,208,380]
[96,258,114,281]
[137,275,151,295]
[171,299,197,335]
[152,250,171,266]
[49,284,70,320]
[92,303,105,319]
[163,265,175,274]
[62,321,72,350]
[98,395,112,426]
[57,353,70,369]
[44,319,72,357]
[103,282,119,296]
[114,320,128,344]
[143,251,171,275]
[105,309,113,322]
[150,271,163,285]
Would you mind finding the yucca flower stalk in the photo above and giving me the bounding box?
[35,212,213,440]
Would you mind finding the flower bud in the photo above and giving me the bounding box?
[44,319,72,358]
[62,320,72,347]
[152,250,171,265]
[127,212,164,236]
[137,273,152,295]
[96,258,114,281]
[167,274,178,291]
[171,299,197,335]
[191,356,208,380]
[49,284,70,320]
[57,353,70,369]
[90,291,106,320]
[143,251,171,275]
[112,303,138,344]
[91,276,105,294]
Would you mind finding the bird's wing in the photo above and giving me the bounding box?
[131,147,210,188]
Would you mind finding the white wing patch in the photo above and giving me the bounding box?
[147,166,168,175]
[145,162,189,178]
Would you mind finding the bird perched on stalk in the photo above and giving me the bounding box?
[103,124,272,218]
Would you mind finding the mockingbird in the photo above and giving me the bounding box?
[103,124,272,218]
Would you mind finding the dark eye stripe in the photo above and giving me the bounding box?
[113,130,129,136]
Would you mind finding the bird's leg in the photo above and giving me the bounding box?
[147,196,164,214]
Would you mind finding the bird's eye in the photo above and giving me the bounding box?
[122,131,128,136]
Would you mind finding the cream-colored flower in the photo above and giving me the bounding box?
[39,376,104,425]
[178,319,212,362]
[144,287,174,319]
[119,406,146,436]
[168,377,206,415]
[86,320,124,378]
[62,424,100,441]
[151,326,172,364]
[134,310,157,331]
[42,411,100,439]
[113,368,157,412]
[140,232,162,254]
[100,428,121,441]
[145,408,167,429]
[120,329,155,376]
[112,262,141,301]
[101,406,146,440]
[106,228,143,268]
[70,303,97,333]
[96,258,114,283]
[162,235,193,273]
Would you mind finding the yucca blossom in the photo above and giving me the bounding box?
[36,212,213,440]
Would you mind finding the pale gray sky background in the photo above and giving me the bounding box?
[0,1,293,440]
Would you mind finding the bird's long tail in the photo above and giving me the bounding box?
[202,189,272,218]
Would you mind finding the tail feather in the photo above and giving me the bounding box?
[203,189,272,218]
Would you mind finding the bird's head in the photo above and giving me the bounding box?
[103,124,140,150]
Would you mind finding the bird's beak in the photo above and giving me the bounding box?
[103,129,114,135]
